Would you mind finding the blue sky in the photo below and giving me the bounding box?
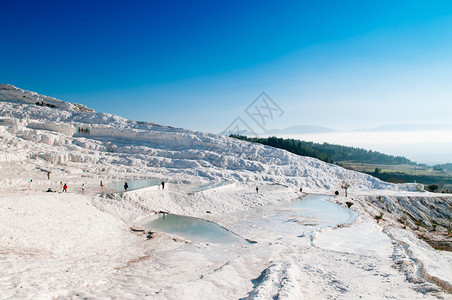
[1,0,452,133]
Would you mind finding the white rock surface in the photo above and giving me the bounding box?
[0,84,451,299]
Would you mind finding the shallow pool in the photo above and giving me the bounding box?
[141,194,357,244]
[142,213,247,244]
[245,194,358,236]
[287,194,358,227]
[106,178,160,192]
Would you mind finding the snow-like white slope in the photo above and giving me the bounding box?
[1,84,451,299]
[0,84,93,113]
[0,84,394,193]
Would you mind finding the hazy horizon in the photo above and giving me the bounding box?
[265,130,452,166]
[221,121,452,165]
[221,122,452,165]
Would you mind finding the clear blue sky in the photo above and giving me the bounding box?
[1,0,452,133]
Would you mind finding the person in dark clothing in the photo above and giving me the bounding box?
[161,181,165,190]
[256,186,259,193]
[124,182,128,191]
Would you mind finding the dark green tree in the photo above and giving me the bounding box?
[427,184,439,192]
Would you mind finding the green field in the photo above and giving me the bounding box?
[229,135,452,193]
[339,162,452,192]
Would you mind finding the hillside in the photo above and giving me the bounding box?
[0,84,394,193]
[1,84,451,299]
[229,135,452,192]
[230,134,416,166]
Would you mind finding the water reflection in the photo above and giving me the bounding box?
[142,213,247,244]
[246,194,357,236]
[106,178,160,192]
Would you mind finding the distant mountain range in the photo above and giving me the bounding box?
[222,125,337,137]
[265,125,337,134]
[353,124,452,132]
[260,123,452,135]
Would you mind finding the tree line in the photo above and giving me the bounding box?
[230,135,416,165]
[433,163,452,172]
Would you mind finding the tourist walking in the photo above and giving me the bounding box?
[63,183,67,193]
[124,182,128,191]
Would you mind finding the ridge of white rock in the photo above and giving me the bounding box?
[0,84,394,193]
[1,84,450,299]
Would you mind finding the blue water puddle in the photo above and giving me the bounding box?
[106,178,160,192]
[286,194,358,227]
[141,194,357,244]
[245,194,358,237]
[142,213,249,244]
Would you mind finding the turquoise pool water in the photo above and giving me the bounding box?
[246,194,358,236]
[287,194,358,227]
[141,194,357,244]
[142,213,247,244]
[106,178,160,192]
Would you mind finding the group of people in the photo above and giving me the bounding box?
[48,175,106,194]
[34,173,307,196]
[48,172,67,193]
[29,177,68,193]
[33,171,308,195]
[30,171,173,194]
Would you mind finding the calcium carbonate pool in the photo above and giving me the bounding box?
[106,178,161,192]
[287,194,358,227]
[141,194,357,244]
[245,194,358,236]
[142,213,247,244]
